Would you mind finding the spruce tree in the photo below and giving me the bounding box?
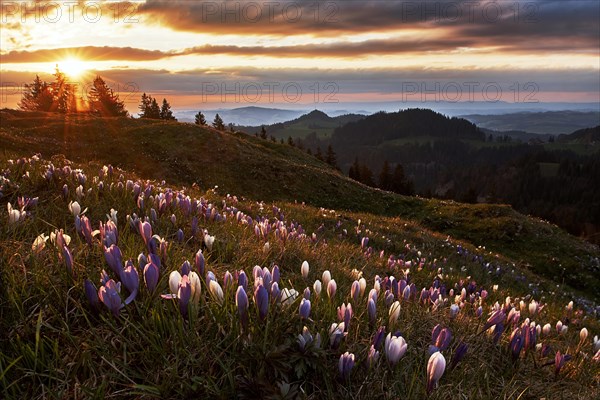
[159,98,176,120]
[19,75,53,111]
[194,111,206,125]
[88,76,127,117]
[325,144,337,168]
[378,160,392,190]
[212,113,225,130]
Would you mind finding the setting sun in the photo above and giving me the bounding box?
[58,58,88,79]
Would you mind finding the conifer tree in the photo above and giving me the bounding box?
[88,76,128,117]
[194,111,206,125]
[212,113,225,130]
[19,75,53,111]
[159,98,176,120]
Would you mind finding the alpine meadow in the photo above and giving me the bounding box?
[1,1,599,399]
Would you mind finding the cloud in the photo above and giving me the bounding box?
[130,0,599,54]
[0,46,172,63]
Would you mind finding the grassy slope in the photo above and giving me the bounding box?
[1,154,598,399]
[1,109,599,302]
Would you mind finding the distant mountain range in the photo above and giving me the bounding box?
[460,111,600,135]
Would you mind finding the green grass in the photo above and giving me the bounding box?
[0,153,599,399]
[2,109,599,303]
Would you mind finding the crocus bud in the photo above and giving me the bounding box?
[254,284,269,321]
[303,287,311,300]
[121,262,139,304]
[138,221,153,250]
[313,280,322,297]
[556,320,563,334]
[104,244,123,278]
[84,279,99,310]
[338,352,355,380]
[168,271,182,297]
[322,270,331,288]
[181,260,191,276]
[542,323,551,336]
[189,272,201,305]
[299,298,311,319]
[238,270,248,291]
[195,249,205,277]
[389,301,401,327]
[223,271,233,290]
[209,280,224,304]
[450,304,459,319]
[427,351,446,393]
[327,279,336,300]
[301,261,309,279]
[368,298,377,325]
[63,246,73,276]
[270,282,281,302]
[351,280,360,303]
[98,279,123,317]
[177,275,191,317]
[580,327,589,342]
[367,345,380,369]
[449,342,468,370]
[359,277,367,296]
[529,300,538,315]
[236,286,249,330]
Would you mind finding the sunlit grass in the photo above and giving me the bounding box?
[0,153,598,399]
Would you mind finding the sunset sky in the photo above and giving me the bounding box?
[1,0,599,112]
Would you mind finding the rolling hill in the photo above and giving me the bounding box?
[1,108,599,303]
[237,109,365,140]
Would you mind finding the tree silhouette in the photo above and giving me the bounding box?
[51,67,76,113]
[159,98,176,120]
[19,75,53,111]
[260,126,267,139]
[194,111,206,125]
[88,76,128,117]
[212,113,225,130]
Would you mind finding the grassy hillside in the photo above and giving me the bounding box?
[1,109,599,303]
[237,110,365,140]
[1,152,599,399]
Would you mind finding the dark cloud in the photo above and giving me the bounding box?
[0,46,172,63]
[131,0,599,53]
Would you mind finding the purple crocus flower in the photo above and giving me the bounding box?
[427,351,446,394]
[271,265,280,283]
[195,249,205,277]
[63,245,73,276]
[181,260,191,276]
[148,252,161,269]
[138,221,153,250]
[98,279,123,317]
[482,309,506,332]
[449,342,468,370]
[368,298,377,325]
[236,286,249,330]
[367,345,380,369]
[299,298,311,319]
[351,280,360,303]
[338,352,355,380]
[80,216,94,245]
[270,282,281,302]
[178,275,192,318]
[176,229,184,243]
[223,271,233,290]
[238,270,248,291]
[510,328,524,360]
[121,262,139,304]
[254,284,269,321]
[84,279,99,311]
[144,262,159,292]
[104,244,123,278]
[554,350,572,376]
[372,326,386,350]
[432,326,453,352]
